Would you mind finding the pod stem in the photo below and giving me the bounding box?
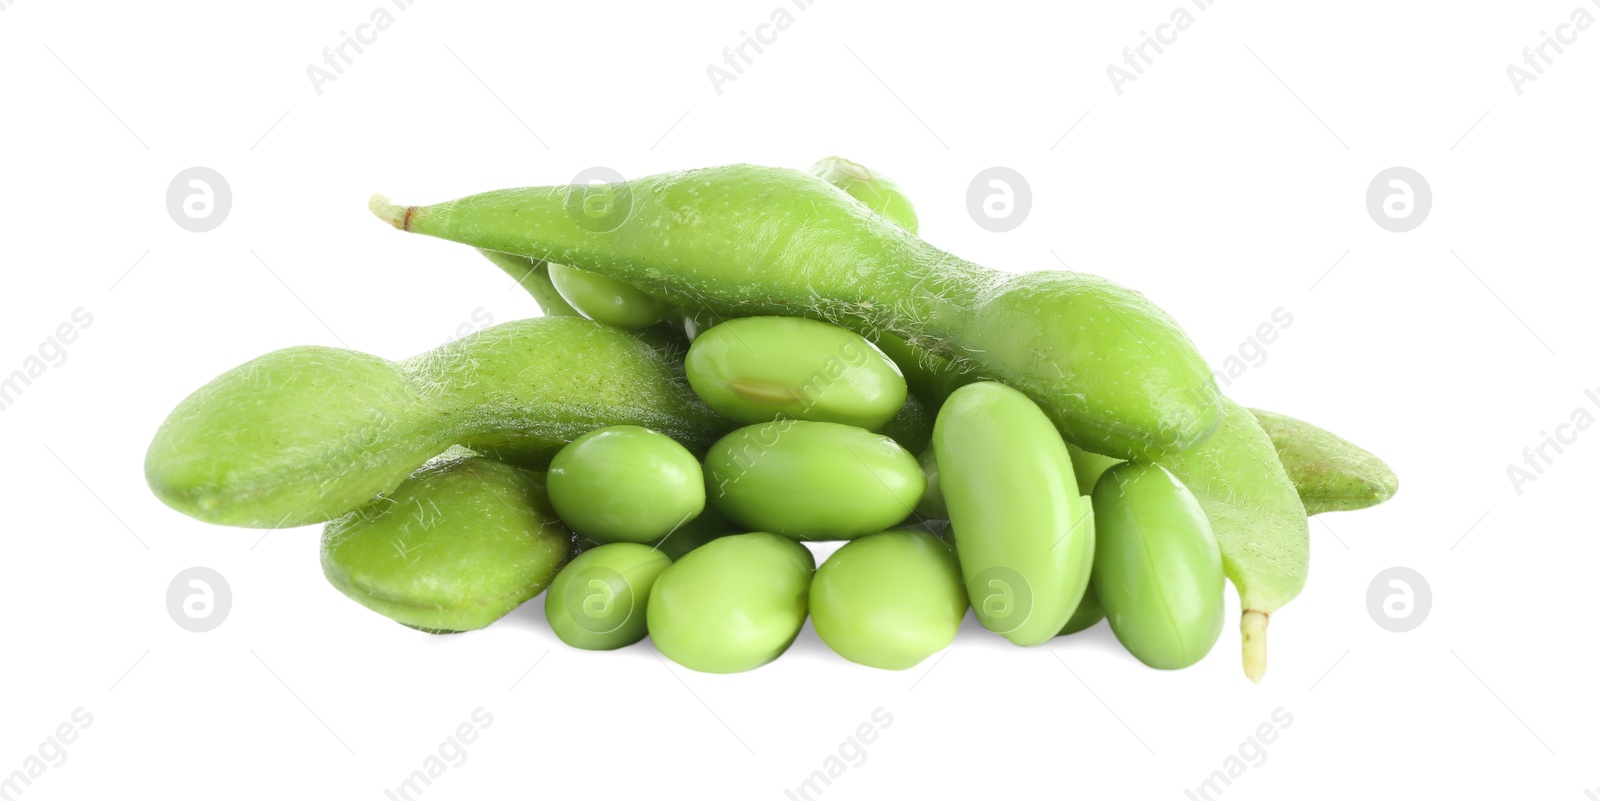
[369,195,413,231]
[1241,610,1268,683]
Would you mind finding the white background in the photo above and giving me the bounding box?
[2,0,1596,798]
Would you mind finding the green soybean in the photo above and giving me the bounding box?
[647,532,815,673]
[321,457,569,633]
[145,317,728,528]
[548,262,673,329]
[1250,407,1399,515]
[373,165,1221,459]
[705,421,924,540]
[547,425,705,544]
[685,317,907,430]
[933,382,1094,646]
[810,529,967,670]
[545,543,671,650]
[1091,462,1224,669]
[1154,399,1308,682]
[1058,588,1105,636]
[650,504,738,561]
[811,155,919,234]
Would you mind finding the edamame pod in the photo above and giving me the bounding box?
[547,425,706,544]
[933,382,1094,646]
[373,165,1222,458]
[705,421,924,540]
[545,543,671,650]
[146,317,729,528]
[321,457,569,632]
[685,317,907,430]
[548,262,673,330]
[647,533,815,673]
[1155,399,1309,682]
[810,530,967,670]
[810,155,977,405]
[1090,463,1225,669]
[1250,408,1399,515]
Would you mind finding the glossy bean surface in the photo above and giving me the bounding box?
[705,421,923,540]
[647,533,815,673]
[933,382,1094,646]
[547,425,705,544]
[686,316,907,430]
[545,543,672,650]
[810,530,967,670]
[1091,462,1225,670]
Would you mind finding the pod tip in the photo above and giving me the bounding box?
[369,195,411,230]
[1241,610,1268,683]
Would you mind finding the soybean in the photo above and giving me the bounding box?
[647,533,815,673]
[144,317,728,528]
[545,543,671,650]
[1091,462,1224,670]
[686,317,907,430]
[321,457,569,633]
[810,530,967,670]
[933,382,1094,646]
[548,262,672,329]
[547,425,705,544]
[810,155,919,234]
[705,421,924,540]
[1058,588,1105,636]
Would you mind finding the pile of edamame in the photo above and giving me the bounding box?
[146,157,1397,681]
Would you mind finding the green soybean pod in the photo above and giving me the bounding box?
[545,543,671,650]
[933,381,1093,646]
[685,317,907,430]
[321,457,570,633]
[548,262,672,329]
[1091,462,1225,670]
[647,532,815,673]
[547,426,706,544]
[810,530,967,670]
[705,421,924,540]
